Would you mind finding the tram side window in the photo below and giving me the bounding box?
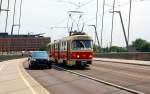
[61,42,63,51]
[52,45,54,50]
[64,41,66,50]
[55,44,57,50]
[54,44,56,50]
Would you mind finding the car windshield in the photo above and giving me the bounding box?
[32,51,49,58]
[72,40,92,50]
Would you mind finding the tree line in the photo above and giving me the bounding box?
[94,38,150,53]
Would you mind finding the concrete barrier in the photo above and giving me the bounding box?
[94,52,150,61]
[0,55,27,62]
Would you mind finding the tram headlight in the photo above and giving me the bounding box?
[89,55,92,58]
[77,55,80,58]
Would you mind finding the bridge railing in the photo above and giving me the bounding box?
[94,52,150,61]
[0,54,27,62]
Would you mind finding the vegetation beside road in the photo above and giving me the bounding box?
[94,38,150,53]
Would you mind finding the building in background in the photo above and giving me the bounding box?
[0,33,50,52]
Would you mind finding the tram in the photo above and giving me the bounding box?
[47,32,93,67]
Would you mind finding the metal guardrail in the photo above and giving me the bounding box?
[94,52,150,61]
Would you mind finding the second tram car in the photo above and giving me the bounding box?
[47,32,93,67]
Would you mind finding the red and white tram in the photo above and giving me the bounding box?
[47,32,93,67]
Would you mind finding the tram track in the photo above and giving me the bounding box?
[52,65,144,94]
[24,58,150,94]
[52,60,150,94]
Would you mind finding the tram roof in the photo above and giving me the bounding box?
[59,34,92,42]
[48,34,92,45]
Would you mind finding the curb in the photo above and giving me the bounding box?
[19,59,51,94]
[93,59,150,66]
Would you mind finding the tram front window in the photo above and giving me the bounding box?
[72,40,92,50]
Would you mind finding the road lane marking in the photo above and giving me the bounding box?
[53,65,144,94]
[17,65,37,94]
[0,63,7,71]
[17,59,51,94]
[0,60,15,71]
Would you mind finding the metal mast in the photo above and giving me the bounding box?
[95,0,98,45]
[0,0,3,15]
[100,0,105,50]
[110,0,116,50]
[128,0,132,46]
[18,0,23,35]
[11,0,17,35]
[5,0,10,32]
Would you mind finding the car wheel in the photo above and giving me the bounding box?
[29,63,33,69]
[48,64,52,69]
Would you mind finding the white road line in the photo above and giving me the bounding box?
[54,65,144,94]
[17,65,37,94]
[0,63,7,71]
[19,62,51,94]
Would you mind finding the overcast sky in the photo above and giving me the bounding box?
[0,0,150,47]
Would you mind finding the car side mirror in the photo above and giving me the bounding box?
[28,55,31,61]
[29,54,32,57]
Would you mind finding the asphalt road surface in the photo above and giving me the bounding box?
[24,61,135,94]
[69,61,150,94]
[1,58,149,94]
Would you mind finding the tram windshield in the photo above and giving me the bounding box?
[72,40,92,50]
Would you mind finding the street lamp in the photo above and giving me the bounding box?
[109,11,129,50]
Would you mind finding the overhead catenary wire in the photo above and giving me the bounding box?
[49,0,148,47]
[49,0,94,10]
[51,0,132,31]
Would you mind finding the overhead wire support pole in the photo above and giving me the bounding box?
[100,0,105,51]
[11,0,17,35]
[0,0,3,15]
[110,0,115,50]
[112,11,128,49]
[89,25,101,52]
[18,0,23,35]
[128,0,132,46]
[5,0,10,33]
[95,0,99,46]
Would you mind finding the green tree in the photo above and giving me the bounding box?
[110,46,127,52]
[93,44,101,53]
[131,38,150,52]
[141,42,150,52]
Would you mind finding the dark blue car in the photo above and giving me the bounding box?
[28,51,52,69]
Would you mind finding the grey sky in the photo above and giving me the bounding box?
[0,0,150,47]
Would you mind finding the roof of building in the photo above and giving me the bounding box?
[0,32,45,38]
